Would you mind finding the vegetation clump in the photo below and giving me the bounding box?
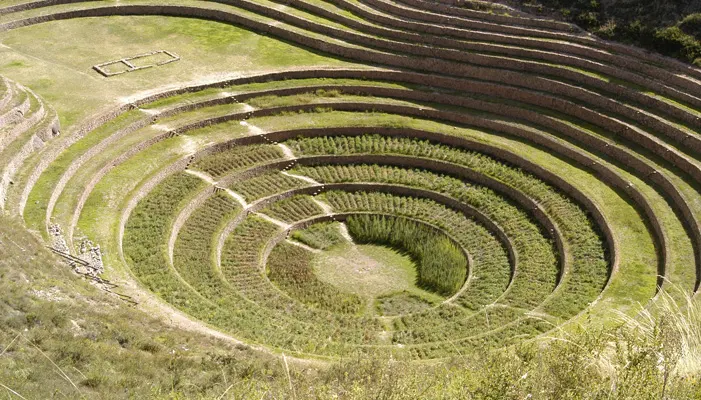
[291,221,346,250]
[518,0,701,64]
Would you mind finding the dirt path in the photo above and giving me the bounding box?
[286,238,321,253]
[338,222,354,244]
[277,143,295,160]
[223,188,248,207]
[150,123,171,131]
[281,170,320,185]
[312,198,333,215]
[240,120,266,135]
[184,169,216,184]
[255,212,290,229]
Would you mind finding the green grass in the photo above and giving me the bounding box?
[267,241,365,314]
[375,291,435,316]
[154,102,249,127]
[0,215,300,399]
[117,165,551,357]
[191,144,285,178]
[346,214,468,296]
[312,241,444,304]
[3,12,357,232]
[219,214,384,352]
[252,110,659,316]
[229,171,312,202]
[51,124,166,235]
[170,194,377,352]
[123,174,363,355]
[172,191,242,307]
[0,0,698,395]
[292,163,562,306]
[288,137,605,316]
[0,15,356,130]
[140,77,417,111]
[22,109,146,222]
[236,0,701,123]
[60,105,660,358]
[3,212,699,397]
[321,190,511,311]
[245,90,432,110]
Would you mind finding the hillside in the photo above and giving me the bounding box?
[508,0,701,65]
[2,215,700,398]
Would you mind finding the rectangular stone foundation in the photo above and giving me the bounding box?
[93,50,180,77]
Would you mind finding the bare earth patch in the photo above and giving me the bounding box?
[312,243,443,308]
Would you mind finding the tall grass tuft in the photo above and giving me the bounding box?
[615,287,701,379]
[526,287,701,398]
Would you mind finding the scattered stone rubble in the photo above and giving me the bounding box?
[48,223,135,304]
[49,224,104,278]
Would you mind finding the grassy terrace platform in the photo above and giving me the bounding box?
[0,0,700,395]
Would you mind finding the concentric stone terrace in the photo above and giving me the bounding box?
[0,0,699,360]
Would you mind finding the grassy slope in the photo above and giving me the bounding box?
[2,216,700,399]
[0,216,292,399]
[0,15,357,128]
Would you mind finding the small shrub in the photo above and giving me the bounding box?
[81,372,106,388]
[653,26,701,63]
[577,11,601,29]
[679,13,701,39]
[376,292,433,316]
[596,18,618,39]
[315,89,341,97]
[25,313,40,327]
[137,340,163,354]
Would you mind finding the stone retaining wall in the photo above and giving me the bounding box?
[167,185,217,264]
[193,126,622,287]
[265,211,475,287]
[0,112,58,212]
[324,0,701,93]
[0,90,30,134]
[67,126,179,243]
[395,0,571,31]
[252,182,517,279]
[52,117,154,232]
[0,0,94,15]
[217,153,565,286]
[359,0,701,81]
[359,0,576,41]
[224,0,701,120]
